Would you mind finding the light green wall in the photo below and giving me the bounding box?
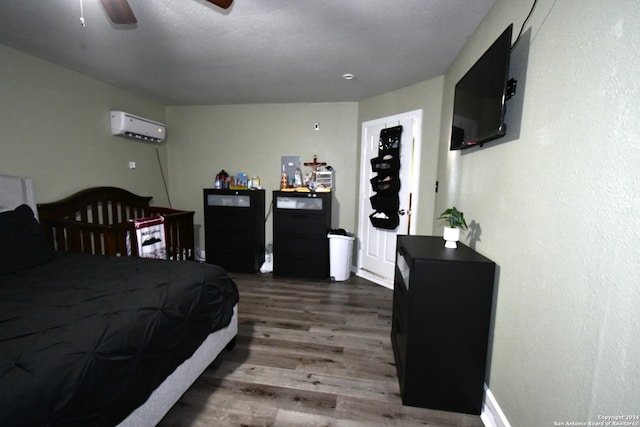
[358,77,445,236]
[434,0,640,425]
[0,44,168,205]
[165,103,358,249]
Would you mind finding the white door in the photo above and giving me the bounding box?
[357,110,422,289]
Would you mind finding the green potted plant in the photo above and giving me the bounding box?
[437,206,468,248]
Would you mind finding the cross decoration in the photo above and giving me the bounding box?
[304,154,326,182]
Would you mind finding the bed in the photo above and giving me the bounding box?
[0,175,239,427]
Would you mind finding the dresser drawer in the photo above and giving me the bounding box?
[274,213,328,235]
[391,316,407,386]
[208,249,259,273]
[393,294,409,334]
[207,230,253,248]
[205,211,257,232]
[274,252,327,279]
[274,194,327,211]
[276,233,327,254]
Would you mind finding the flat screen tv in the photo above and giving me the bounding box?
[451,24,513,150]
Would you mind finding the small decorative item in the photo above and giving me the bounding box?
[316,168,333,189]
[293,168,303,188]
[215,170,229,189]
[304,154,327,183]
[248,176,261,189]
[231,172,248,189]
[437,206,468,249]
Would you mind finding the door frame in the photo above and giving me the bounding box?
[356,110,423,288]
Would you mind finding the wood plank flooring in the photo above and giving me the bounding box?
[158,273,484,427]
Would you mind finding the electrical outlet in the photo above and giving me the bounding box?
[129,161,136,169]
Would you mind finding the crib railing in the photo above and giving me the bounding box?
[38,187,195,260]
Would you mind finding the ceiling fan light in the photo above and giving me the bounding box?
[99,0,137,25]
[342,73,355,80]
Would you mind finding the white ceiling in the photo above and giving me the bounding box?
[0,0,496,105]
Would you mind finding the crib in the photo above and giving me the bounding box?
[38,186,195,260]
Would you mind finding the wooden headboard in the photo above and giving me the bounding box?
[38,187,195,260]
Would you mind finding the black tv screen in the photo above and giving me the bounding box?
[451,24,513,150]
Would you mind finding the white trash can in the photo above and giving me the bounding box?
[328,233,355,281]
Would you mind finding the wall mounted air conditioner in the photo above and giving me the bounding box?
[110,111,166,143]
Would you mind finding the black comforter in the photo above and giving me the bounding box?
[0,252,238,427]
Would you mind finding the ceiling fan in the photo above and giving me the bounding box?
[98,0,233,25]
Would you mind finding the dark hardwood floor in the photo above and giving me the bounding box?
[158,273,484,427]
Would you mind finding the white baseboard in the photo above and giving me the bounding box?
[481,384,511,427]
[355,268,393,289]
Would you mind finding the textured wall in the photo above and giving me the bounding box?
[165,103,358,249]
[436,0,640,424]
[0,44,168,205]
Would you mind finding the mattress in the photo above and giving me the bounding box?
[0,252,239,427]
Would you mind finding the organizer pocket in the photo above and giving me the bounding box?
[370,174,400,194]
[370,153,400,173]
[369,211,400,230]
[370,193,399,212]
[379,125,403,151]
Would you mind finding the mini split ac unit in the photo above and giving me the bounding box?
[110,111,166,143]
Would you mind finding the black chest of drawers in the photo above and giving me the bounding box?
[272,191,332,279]
[203,189,265,273]
[392,235,496,415]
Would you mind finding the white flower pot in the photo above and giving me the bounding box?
[443,226,460,249]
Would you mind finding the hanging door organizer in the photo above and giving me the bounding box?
[369,125,402,230]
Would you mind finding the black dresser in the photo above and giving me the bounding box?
[203,189,265,273]
[392,235,496,415]
[272,191,332,279]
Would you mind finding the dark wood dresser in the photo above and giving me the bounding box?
[203,189,265,273]
[272,191,332,279]
[392,235,496,415]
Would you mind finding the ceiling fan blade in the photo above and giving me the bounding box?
[206,0,233,9]
[99,0,137,24]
